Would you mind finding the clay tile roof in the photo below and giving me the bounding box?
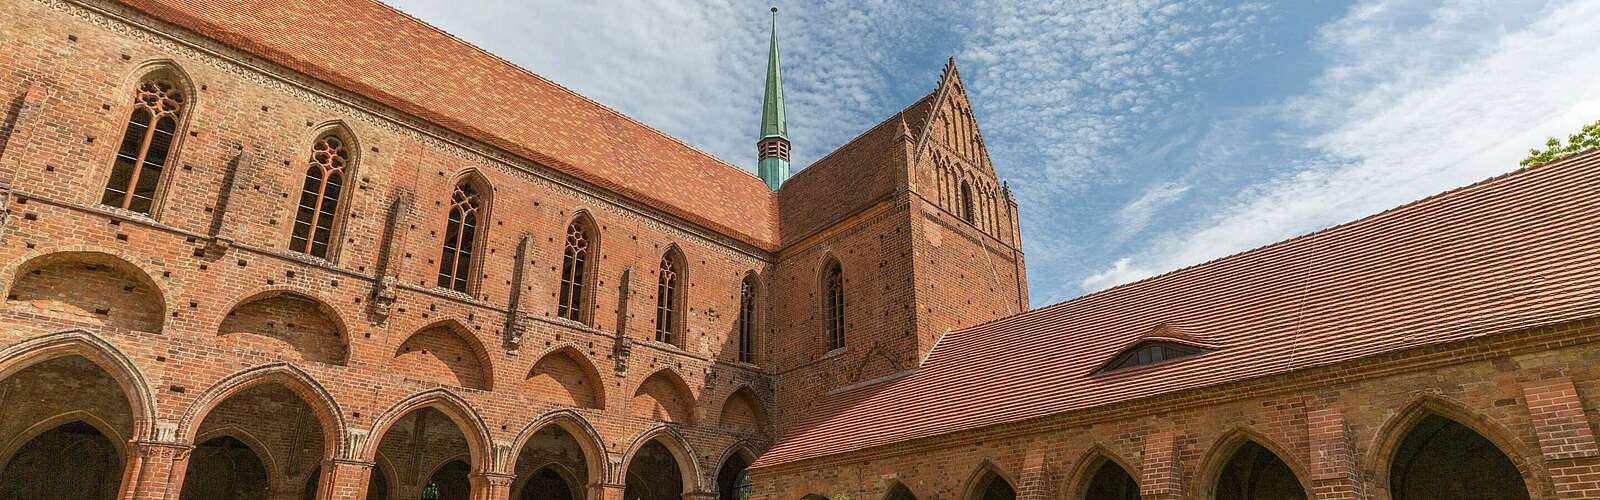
[778,92,934,243]
[754,149,1600,469]
[114,0,778,248]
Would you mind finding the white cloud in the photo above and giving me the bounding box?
[1079,0,1600,291]
[1111,182,1191,242]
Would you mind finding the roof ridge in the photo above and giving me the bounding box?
[949,148,1600,335]
[366,0,763,182]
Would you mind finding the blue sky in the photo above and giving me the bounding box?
[385,0,1600,307]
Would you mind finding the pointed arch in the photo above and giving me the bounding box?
[0,330,156,441]
[215,287,351,365]
[392,318,495,391]
[509,409,609,489]
[620,424,703,492]
[288,120,360,260]
[1366,395,1541,500]
[820,253,845,352]
[1062,444,1140,500]
[0,409,128,473]
[736,271,761,364]
[558,210,601,325]
[961,459,1018,500]
[959,178,975,224]
[717,385,769,435]
[365,388,493,471]
[715,443,758,500]
[192,425,279,481]
[630,367,698,424]
[654,244,688,347]
[437,169,493,294]
[2,249,169,333]
[525,345,605,409]
[884,480,918,500]
[100,60,196,216]
[178,362,346,458]
[1194,426,1312,499]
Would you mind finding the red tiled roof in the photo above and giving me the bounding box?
[114,0,778,248]
[754,149,1600,469]
[779,92,933,244]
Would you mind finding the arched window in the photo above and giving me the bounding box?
[289,132,351,258]
[436,180,483,293]
[960,180,975,223]
[102,74,187,214]
[655,247,685,346]
[1096,341,1209,374]
[737,273,758,363]
[824,258,845,351]
[558,217,594,323]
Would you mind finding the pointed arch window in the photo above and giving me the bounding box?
[737,274,759,363]
[824,258,845,351]
[1096,341,1210,374]
[436,180,483,293]
[655,248,685,346]
[960,180,975,223]
[557,218,593,323]
[290,132,351,258]
[102,75,187,214]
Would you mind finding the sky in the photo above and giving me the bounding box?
[384,0,1600,307]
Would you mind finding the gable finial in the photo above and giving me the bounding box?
[756,6,791,190]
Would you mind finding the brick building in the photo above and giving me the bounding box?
[0,1,1594,500]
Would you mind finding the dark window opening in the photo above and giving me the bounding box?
[824,259,845,351]
[557,220,591,323]
[1097,341,1209,374]
[737,275,758,363]
[437,181,482,292]
[655,250,682,346]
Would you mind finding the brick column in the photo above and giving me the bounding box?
[683,491,717,500]
[1307,408,1363,499]
[1015,440,1051,500]
[319,459,376,500]
[118,440,191,500]
[594,483,627,500]
[1139,428,1183,500]
[1523,378,1600,498]
[469,471,515,500]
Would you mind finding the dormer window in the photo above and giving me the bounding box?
[1096,341,1210,374]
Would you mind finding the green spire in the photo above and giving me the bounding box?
[760,7,787,140]
[757,6,790,190]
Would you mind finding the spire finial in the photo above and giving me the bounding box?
[757,5,790,190]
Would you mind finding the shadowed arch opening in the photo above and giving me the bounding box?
[967,464,1015,500]
[180,435,269,500]
[1214,441,1305,500]
[218,290,348,365]
[630,369,696,423]
[624,439,685,500]
[183,375,336,500]
[526,346,604,409]
[821,255,845,351]
[511,416,597,500]
[6,251,165,332]
[885,482,917,500]
[717,386,768,435]
[393,320,493,390]
[1064,447,1140,500]
[715,448,754,500]
[0,417,123,499]
[367,391,491,498]
[735,271,760,364]
[421,459,471,500]
[1388,413,1528,500]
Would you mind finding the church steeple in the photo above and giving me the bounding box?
[757,6,790,190]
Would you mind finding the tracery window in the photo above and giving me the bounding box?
[102,76,187,214]
[824,258,845,351]
[1097,341,1209,374]
[436,181,483,293]
[737,274,758,363]
[655,248,684,346]
[289,133,350,258]
[557,219,592,322]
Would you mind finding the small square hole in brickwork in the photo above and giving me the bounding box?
[85,136,94,144]
[22,213,35,221]
[120,54,130,60]
[115,234,128,241]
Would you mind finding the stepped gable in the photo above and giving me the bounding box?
[114,0,779,248]
[754,149,1600,468]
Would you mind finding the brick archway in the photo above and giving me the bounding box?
[1194,427,1313,500]
[1365,395,1544,500]
[1060,444,1140,500]
[959,460,1018,500]
[364,388,493,472]
[619,425,703,493]
[508,409,609,497]
[178,362,347,459]
[0,330,156,441]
